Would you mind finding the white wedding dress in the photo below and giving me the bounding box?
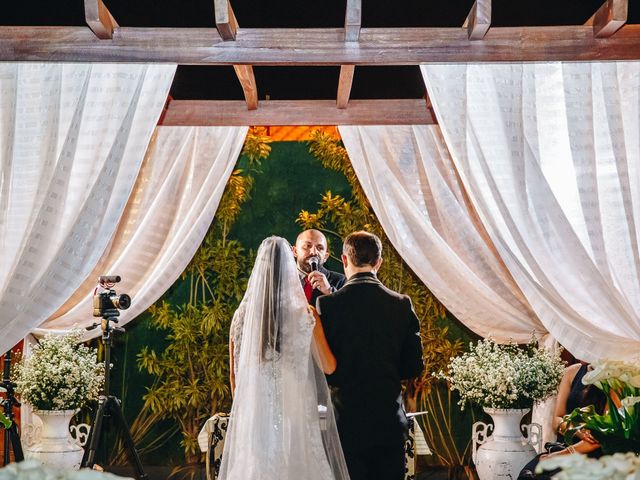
[219,236,350,480]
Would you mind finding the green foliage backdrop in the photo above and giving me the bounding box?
[106,130,479,476]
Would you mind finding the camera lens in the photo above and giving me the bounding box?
[112,294,131,310]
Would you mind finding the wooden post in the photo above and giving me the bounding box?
[214,0,238,41]
[233,65,259,110]
[586,0,628,38]
[345,0,362,42]
[84,0,118,39]
[337,66,356,109]
[463,0,491,40]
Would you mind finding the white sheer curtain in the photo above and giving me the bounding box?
[0,63,175,355]
[339,125,541,341]
[421,62,640,362]
[36,126,248,335]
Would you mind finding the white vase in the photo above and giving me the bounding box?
[472,408,542,480]
[24,410,84,470]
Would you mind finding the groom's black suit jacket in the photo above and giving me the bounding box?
[317,272,424,452]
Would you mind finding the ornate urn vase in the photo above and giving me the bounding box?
[472,408,542,480]
[24,410,84,470]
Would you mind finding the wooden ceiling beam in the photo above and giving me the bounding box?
[337,65,356,109]
[345,0,362,42]
[233,64,258,110]
[337,0,361,109]
[84,0,119,39]
[3,25,640,64]
[162,99,436,126]
[424,92,435,119]
[214,0,238,41]
[463,0,491,40]
[586,0,628,38]
[214,0,258,110]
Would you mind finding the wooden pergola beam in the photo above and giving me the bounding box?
[233,65,258,110]
[84,0,119,40]
[337,0,361,109]
[424,92,435,119]
[214,0,238,41]
[345,0,362,42]
[337,65,356,109]
[3,26,640,64]
[214,0,258,110]
[463,0,491,40]
[586,0,628,38]
[162,99,436,126]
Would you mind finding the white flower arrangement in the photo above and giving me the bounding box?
[582,358,640,390]
[561,357,640,454]
[537,452,640,480]
[437,338,565,409]
[0,460,131,480]
[14,330,104,411]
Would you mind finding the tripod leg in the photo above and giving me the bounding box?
[3,424,10,465]
[9,424,23,462]
[81,395,108,469]
[109,397,148,480]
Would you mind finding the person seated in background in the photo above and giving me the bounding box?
[518,361,607,480]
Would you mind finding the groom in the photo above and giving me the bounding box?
[317,231,424,480]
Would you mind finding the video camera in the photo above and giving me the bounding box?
[93,275,131,318]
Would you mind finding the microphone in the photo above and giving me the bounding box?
[98,275,121,284]
[309,256,319,272]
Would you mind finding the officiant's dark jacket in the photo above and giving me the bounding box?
[316,272,424,452]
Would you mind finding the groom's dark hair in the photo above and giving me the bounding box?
[343,231,382,267]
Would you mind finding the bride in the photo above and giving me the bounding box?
[219,236,350,480]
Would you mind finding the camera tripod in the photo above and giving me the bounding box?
[0,350,24,465]
[81,314,148,480]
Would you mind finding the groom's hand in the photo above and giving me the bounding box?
[307,271,331,295]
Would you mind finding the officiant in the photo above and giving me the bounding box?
[293,229,346,305]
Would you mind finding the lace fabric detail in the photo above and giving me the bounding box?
[229,301,246,377]
[231,300,315,379]
[227,314,332,479]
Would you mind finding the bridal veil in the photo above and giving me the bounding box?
[219,236,350,480]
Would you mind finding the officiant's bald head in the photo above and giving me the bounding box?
[293,229,330,273]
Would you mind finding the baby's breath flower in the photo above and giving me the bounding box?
[14,330,104,411]
[436,337,565,410]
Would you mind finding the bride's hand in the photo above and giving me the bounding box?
[309,307,336,374]
[309,307,323,331]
